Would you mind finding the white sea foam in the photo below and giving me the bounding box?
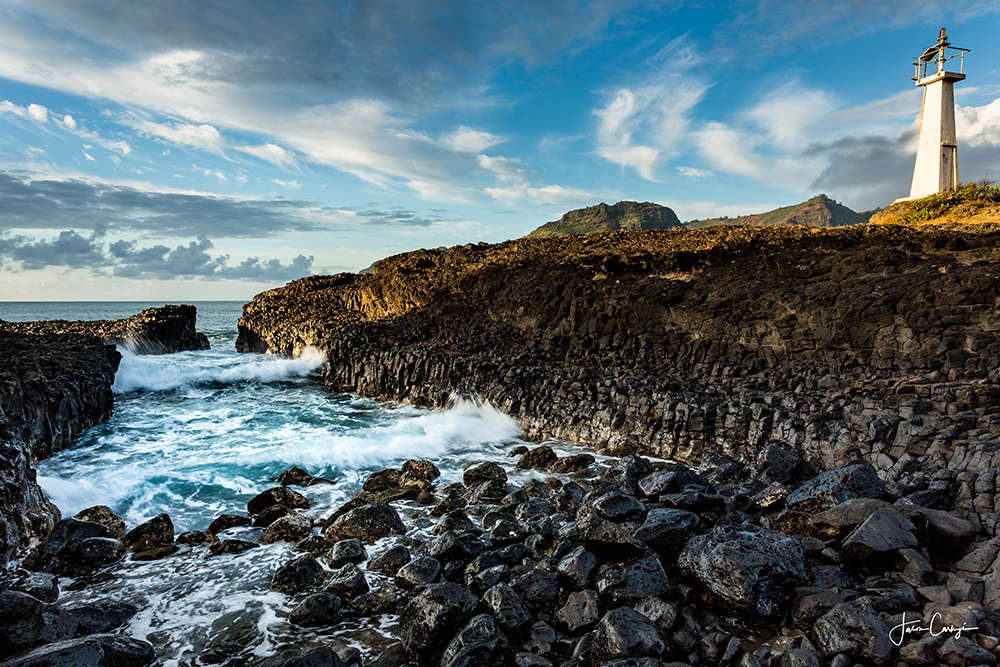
[112,346,326,393]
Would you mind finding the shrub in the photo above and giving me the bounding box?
[898,179,1000,224]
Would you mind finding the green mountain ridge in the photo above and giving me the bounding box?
[525,195,878,239]
[685,194,877,230]
[526,201,683,238]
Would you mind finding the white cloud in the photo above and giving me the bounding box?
[957,98,1000,147]
[441,126,506,153]
[272,179,301,189]
[26,103,49,122]
[239,142,297,166]
[743,82,838,151]
[677,166,713,178]
[128,118,227,154]
[62,114,77,129]
[83,152,96,161]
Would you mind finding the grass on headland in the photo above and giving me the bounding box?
[896,179,1000,224]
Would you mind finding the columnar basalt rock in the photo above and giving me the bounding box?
[237,223,1000,534]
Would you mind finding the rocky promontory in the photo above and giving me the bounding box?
[0,305,210,566]
[0,304,210,354]
[238,222,1000,535]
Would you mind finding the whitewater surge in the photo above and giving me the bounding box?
[112,346,327,393]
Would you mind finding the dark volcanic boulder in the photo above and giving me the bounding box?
[61,600,139,636]
[482,582,532,635]
[289,593,343,628]
[323,563,370,600]
[510,569,561,609]
[256,646,346,667]
[395,556,442,589]
[326,539,367,568]
[350,584,398,615]
[91,634,156,667]
[516,446,557,471]
[602,455,653,497]
[399,582,478,663]
[785,460,884,514]
[463,462,507,488]
[208,539,259,557]
[0,569,59,603]
[440,614,509,667]
[122,514,174,552]
[323,503,405,544]
[270,556,328,594]
[207,514,252,534]
[73,506,127,539]
[0,637,105,667]
[76,537,126,566]
[841,507,917,559]
[401,459,441,481]
[548,454,595,474]
[22,518,116,574]
[557,546,598,590]
[555,590,601,632]
[596,552,670,605]
[591,607,667,664]
[678,525,806,617]
[368,545,411,574]
[277,467,314,486]
[633,508,701,554]
[812,602,895,666]
[247,487,310,516]
[262,514,312,544]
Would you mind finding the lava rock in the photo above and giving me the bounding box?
[350,584,398,615]
[596,552,670,605]
[401,459,441,481]
[463,462,508,488]
[483,582,532,635]
[936,635,997,666]
[637,465,704,498]
[247,487,310,516]
[323,503,406,544]
[0,637,104,667]
[61,600,139,636]
[363,469,402,493]
[76,537,126,566]
[602,455,653,497]
[295,535,334,555]
[547,454,595,474]
[22,519,116,574]
[633,508,701,554]
[73,506,127,539]
[263,514,313,544]
[555,590,601,632]
[323,563,370,600]
[122,514,174,552]
[591,492,646,522]
[557,546,598,590]
[590,607,667,664]
[207,514,252,534]
[176,531,219,546]
[326,539,367,568]
[517,447,558,471]
[841,508,917,559]
[288,593,343,628]
[277,467,314,486]
[91,633,156,667]
[270,555,328,594]
[510,569,561,609]
[256,646,346,667]
[678,525,806,617]
[0,570,58,603]
[399,583,478,663]
[396,556,442,589]
[440,614,509,667]
[368,545,411,574]
[812,602,895,666]
[784,460,884,514]
[252,504,291,528]
[208,539,259,557]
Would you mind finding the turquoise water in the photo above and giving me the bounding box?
[10,302,594,666]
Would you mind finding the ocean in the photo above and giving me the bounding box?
[1,302,600,666]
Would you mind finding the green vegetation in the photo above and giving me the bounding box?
[896,180,1000,224]
[685,194,873,230]
[527,201,683,238]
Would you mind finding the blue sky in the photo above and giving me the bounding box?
[1,0,998,300]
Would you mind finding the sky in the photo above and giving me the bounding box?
[1,0,999,301]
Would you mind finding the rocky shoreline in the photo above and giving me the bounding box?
[0,305,210,566]
[5,444,1000,667]
[236,223,1000,538]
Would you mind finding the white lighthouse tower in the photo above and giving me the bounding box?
[902,28,970,201]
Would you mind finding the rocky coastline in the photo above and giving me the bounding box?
[0,305,210,565]
[236,223,1000,537]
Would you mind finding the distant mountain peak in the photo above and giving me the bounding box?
[526,201,683,238]
[686,194,874,230]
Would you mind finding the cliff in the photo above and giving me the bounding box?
[526,201,683,238]
[0,305,210,566]
[238,223,1000,534]
[686,194,875,230]
[0,304,210,354]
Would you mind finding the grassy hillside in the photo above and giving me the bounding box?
[870,180,1000,225]
[526,201,682,238]
[685,194,874,230]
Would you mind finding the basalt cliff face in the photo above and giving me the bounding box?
[238,223,1000,534]
[0,305,209,565]
[0,304,210,354]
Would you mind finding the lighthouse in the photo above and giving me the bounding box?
[902,28,970,201]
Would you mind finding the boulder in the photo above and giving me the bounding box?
[76,537,126,567]
[510,569,561,609]
[440,614,509,667]
[270,556,327,594]
[288,593,343,628]
[262,514,312,544]
[90,634,156,667]
[61,600,139,636]
[22,519,116,574]
[399,583,478,663]
[0,637,104,667]
[678,525,806,617]
[785,461,884,514]
[73,506,126,539]
[812,602,895,666]
[350,584,398,615]
[590,492,645,522]
[602,455,653,497]
[323,503,405,544]
[323,563,370,600]
[482,582,532,634]
[247,487,310,516]
[0,570,58,603]
[276,467,314,486]
[555,590,601,632]
[596,553,670,605]
[590,607,667,664]
[841,508,917,559]
[401,459,441,481]
[176,531,219,546]
[256,646,346,667]
[208,539,259,557]
[633,509,701,554]
[207,514,252,534]
[547,454,596,474]
[637,465,704,498]
[368,545,411,574]
[516,447,558,471]
[122,514,174,552]
[363,469,402,493]
[463,462,507,488]
[295,535,334,555]
[557,546,597,590]
[395,556,442,589]
[326,539,367,568]
[252,505,291,528]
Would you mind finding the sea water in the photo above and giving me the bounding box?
[2,302,600,666]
